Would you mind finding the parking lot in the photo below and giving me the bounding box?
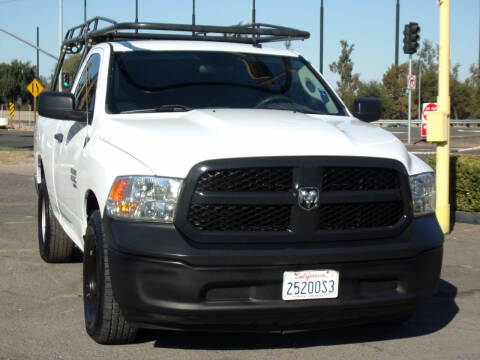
[0,161,479,360]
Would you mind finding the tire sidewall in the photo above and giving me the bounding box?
[37,181,51,260]
[83,211,106,337]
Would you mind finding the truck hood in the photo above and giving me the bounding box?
[100,109,426,178]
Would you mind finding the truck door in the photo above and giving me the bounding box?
[53,52,101,237]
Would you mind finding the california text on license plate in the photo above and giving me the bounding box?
[282,270,339,301]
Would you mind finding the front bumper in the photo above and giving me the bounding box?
[104,215,443,331]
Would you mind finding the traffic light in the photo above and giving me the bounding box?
[403,22,420,55]
[62,72,70,89]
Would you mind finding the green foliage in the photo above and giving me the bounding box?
[328,38,479,120]
[328,40,361,110]
[0,60,36,106]
[427,156,480,212]
[357,80,382,98]
[380,63,418,119]
[62,54,82,76]
[465,64,480,118]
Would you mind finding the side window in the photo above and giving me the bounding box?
[74,54,100,114]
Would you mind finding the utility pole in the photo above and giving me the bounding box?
[59,0,63,90]
[395,0,400,66]
[250,0,256,25]
[320,0,324,73]
[427,0,451,234]
[36,26,39,78]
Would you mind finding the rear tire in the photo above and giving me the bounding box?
[83,210,137,344]
[37,179,74,262]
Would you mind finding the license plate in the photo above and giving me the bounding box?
[282,270,339,301]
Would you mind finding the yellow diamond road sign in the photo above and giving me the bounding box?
[27,78,44,98]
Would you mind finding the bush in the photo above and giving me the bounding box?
[427,156,480,212]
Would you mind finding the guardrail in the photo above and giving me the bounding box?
[373,119,480,126]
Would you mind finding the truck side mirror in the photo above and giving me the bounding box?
[38,92,87,122]
[352,97,382,122]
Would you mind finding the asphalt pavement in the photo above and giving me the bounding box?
[0,163,479,360]
[0,129,33,150]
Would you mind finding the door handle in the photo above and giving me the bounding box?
[54,133,64,143]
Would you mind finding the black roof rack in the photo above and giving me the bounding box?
[52,17,310,90]
[62,17,310,53]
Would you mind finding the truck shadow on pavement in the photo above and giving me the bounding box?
[138,279,458,350]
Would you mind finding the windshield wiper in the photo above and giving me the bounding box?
[120,105,192,114]
[256,105,327,115]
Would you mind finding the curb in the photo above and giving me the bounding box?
[455,211,480,225]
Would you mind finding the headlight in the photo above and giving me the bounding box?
[105,176,183,222]
[409,172,435,216]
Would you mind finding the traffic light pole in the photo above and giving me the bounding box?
[407,54,412,144]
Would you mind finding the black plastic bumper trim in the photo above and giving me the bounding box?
[107,245,443,331]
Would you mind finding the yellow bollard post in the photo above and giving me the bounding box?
[431,0,451,234]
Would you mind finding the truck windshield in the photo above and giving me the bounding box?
[107,50,345,115]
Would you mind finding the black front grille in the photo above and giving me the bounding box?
[318,201,404,231]
[188,204,291,232]
[196,167,293,192]
[179,158,409,242]
[322,167,399,191]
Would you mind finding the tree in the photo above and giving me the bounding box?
[0,60,36,107]
[412,40,438,106]
[62,54,82,76]
[450,64,473,119]
[380,63,417,119]
[357,80,382,98]
[466,64,480,118]
[329,40,360,110]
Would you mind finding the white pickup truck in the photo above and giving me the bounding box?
[35,18,443,344]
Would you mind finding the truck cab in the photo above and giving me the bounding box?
[34,18,443,345]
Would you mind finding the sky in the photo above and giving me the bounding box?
[0,0,479,87]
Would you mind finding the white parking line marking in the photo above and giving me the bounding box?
[457,129,480,133]
[411,152,436,155]
[458,145,480,152]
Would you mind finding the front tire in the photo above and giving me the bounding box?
[37,179,74,262]
[83,210,137,344]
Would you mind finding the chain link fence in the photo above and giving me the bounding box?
[0,104,36,129]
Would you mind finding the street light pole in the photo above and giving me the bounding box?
[192,0,196,26]
[251,0,256,25]
[84,0,87,50]
[320,0,324,73]
[135,0,138,33]
[36,26,39,78]
[395,0,400,66]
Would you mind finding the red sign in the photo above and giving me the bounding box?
[422,103,437,137]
